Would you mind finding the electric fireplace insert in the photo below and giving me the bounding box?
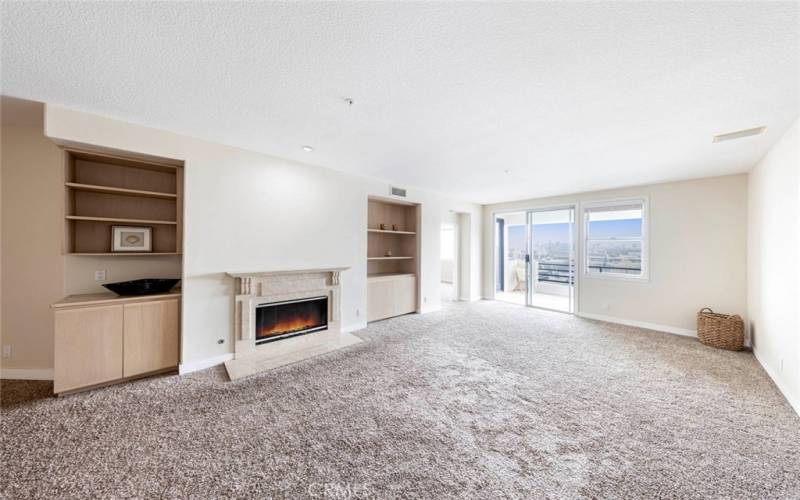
[255,296,328,344]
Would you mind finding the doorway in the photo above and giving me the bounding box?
[440,222,457,302]
[494,206,576,313]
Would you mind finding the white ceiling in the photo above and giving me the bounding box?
[2,2,798,204]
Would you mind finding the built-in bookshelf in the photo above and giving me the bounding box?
[366,197,419,322]
[62,149,184,256]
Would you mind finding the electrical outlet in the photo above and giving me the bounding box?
[780,358,784,372]
[424,296,427,304]
[356,309,360,317]
[94,270,107,282]
[2,346,11,359]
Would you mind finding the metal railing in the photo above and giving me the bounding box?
[537,262,573,284]
[587,264,641,274]
[536,262,642,284]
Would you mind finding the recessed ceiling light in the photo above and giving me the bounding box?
[503,170,510,174]
[301,145,314,152]
[713,126,766,143]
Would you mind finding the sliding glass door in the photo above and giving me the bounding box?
[494,206,575,313]
[527,207,575,312]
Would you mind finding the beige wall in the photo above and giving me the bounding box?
[483,175,749,333]
[1,100,63,373]
[748,118,799,414]
[64,256,181,295]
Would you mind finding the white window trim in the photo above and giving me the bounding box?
[581,196,650,282]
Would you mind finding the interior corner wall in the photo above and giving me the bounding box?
[42,104,482,367]
[748,118,799,414]
[482,174,749,333]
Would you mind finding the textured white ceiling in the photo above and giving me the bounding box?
[2,2,798,203]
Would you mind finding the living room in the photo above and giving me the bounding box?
[1,2,798,498]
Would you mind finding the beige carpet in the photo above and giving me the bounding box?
[2,300,798,498]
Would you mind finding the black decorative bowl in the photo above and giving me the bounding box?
[103,278,180,296]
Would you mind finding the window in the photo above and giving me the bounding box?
[583,199,647,279]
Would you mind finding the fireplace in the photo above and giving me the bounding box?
[255,295,328,344]
[227,267,348,364]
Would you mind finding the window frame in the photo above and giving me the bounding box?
[581,197,649,282]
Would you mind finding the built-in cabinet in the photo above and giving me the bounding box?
[53,304,124,394]
[367,273,417,322]
[122,299,180,377]
[53,147,184,395]
[53,294,180,394]
[367,197,420,322]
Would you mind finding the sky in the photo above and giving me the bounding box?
[506,219,641,250]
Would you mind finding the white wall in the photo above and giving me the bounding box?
[748,118,799,414]
[483,175,749,333]
[43,104,482,367]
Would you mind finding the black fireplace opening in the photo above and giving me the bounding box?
[255,296,328,344]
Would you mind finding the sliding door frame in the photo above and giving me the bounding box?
[491,203,580,314]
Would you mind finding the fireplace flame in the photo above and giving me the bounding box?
[256,297,327,341]
[258,311,324,338]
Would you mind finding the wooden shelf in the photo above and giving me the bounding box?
[367,197,419,322]
[66,215,178,225]
[63,149,184,254]
[368,229,416,235]
[67,253,181,256]
[66,147,182,171]
[368,272,415,279]
[66,182,177,199]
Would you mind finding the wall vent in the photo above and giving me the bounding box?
[391,186,407,198]
[713,126,766,143]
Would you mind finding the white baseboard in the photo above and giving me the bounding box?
[577,312,697,338]
[178,353,234,375]
[1,368,54,380]
[342,322,367,333]
[753,348,800,417]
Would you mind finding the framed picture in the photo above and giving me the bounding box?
[111,226,152,252]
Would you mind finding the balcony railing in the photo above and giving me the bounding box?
[587,265,641,274]
[537,262,572,284]
[536,262,642,284]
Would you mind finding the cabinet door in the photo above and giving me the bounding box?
[367,279,395,322]
[123,299,179,377]
[54,305,123,393]
[394,276,417,315]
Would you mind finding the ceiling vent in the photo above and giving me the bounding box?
[390,186,407,198]
[713,126,766,143]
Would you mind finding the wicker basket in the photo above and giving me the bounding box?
[697,308,744,351]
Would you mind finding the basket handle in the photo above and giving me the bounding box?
[699,307,713,314]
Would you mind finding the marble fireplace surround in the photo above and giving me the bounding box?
[223,267,362,380]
